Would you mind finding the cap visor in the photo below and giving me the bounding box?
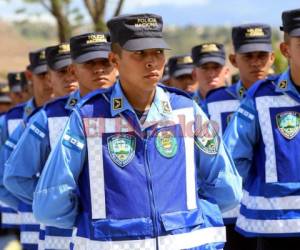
[236,43,273,53]
[122,37,170,51]
[32,64,48,75]
[10,85,22,93]
[51,58,72,71]
[195,57,225,66]
[289,28,300,37]
[173,68,194,78]
[0,95,12,103]
[73,51,109,64]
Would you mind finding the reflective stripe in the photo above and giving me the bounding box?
[85,117,134,220]
[222,205,240,219]
[242,190,300,210]
[44,235,71,250]
[87,135,106,219]
[48,117,69,149]
[236,213,300,234]
[73,226,225,250]
[20,212,39,225]
[2,212,20,225]
[21,231,40,245]
[8,119,22,135]
[255,95,298,183]
[173,108,197,210]
[207,100,240,136]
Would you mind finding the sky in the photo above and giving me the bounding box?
[0,0,299,27]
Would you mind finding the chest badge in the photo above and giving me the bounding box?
[155,130,178,158]
[276,111,300,139]
[107,134,136,167]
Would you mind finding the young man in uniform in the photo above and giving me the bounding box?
[4,33,117,250]
[7,71,31,106]
[168,54,198,94]
[205,24,275,250]
[0,48,52,250]
[191,43,229,114]
[33,13,242,250]
[224,9,300,250]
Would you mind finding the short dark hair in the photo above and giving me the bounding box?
[111,43,123,56]
[284,32,291,43]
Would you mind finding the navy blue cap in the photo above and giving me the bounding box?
[70,32,110,64]
[232,24,272,53]
[46,43,72,71]
[281,9,300,37]
[192,43,226,66]
[161,65,170,82]
[107,13,169,51]
[168,55,194,78]
[7,72,28,92]
[29,49,48,75]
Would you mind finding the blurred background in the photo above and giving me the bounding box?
[0,0,299,81]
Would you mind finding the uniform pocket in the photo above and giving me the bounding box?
[92,217,153,239]
[160,209,204,231]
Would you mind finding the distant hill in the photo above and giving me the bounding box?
[0,20,287,81]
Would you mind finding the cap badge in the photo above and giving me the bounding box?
[201,44,219,53]
[113,98,123,110]
[86,34,107,44]
[177,56,193,64]
[245,28,265,37]
[59,44,70,54]
[135,17,158,29]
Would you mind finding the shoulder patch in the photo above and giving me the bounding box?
[29,122,47,140]
[195,121,219,155]
[237,104,255,122]
[62,132,85,152]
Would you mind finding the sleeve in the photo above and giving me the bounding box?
[193,101,242,212]
[0,122,26,210]
[32,109,86,229]
[4,110,50,204]
[223,97,260,180]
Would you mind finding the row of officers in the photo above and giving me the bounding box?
[0,7,299,250]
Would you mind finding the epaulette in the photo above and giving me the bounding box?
[158,83,192,99]
[247,74,281,98]
[206,86,227,100]
[77,86,112,108]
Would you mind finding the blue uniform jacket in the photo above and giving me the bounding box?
[224,70,300,237]
[33,82,242,250]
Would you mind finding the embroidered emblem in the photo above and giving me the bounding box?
[155,130,178,158]
[161,101,171,114]
[279,80,288,90]
[108,134,136,167]
[69,98,78,107]
[113,98,123,110]
[195,121,219,154]
[276,111,300,139]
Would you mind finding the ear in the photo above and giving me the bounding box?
[280,42,290,59]
[192,68,197,81]
[25,69,32,82]
[229,54,238,68]
[224,66,230,78]
[270,52,275,64]
[109,52,119,67]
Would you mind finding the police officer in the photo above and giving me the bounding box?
[168,54,198,94]
[191,43,229,114]
[0,48,52,250]
[4,32,117,250]
[33,13,241,250]
[0,82,12,114]
[224,9,300,250]
[7,71,31,106]
[205,24,274,250]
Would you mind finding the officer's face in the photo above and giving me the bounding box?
[169,74,198,93]
[280,36,300,73]
[193,62,228,97]
[72,58,118,97]
[230,51,274,88]
[9,91,30,105]
[0,103,11,113]
[48,67,78,97]
[111,48,165,92]
[32,72,53,101]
